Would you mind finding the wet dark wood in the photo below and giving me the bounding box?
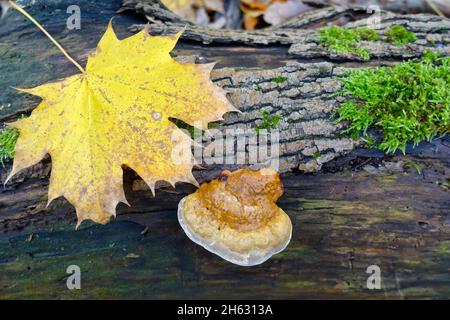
[0,138,449,299]
[0,0,449,299]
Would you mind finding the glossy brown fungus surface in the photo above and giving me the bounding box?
[178,168,292,266]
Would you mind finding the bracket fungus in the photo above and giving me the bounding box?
[178,168,292,266]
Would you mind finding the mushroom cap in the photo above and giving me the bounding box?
[178,168,292,266]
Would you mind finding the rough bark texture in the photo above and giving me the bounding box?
[126,1,450,53]
[1,59,356,182]
[3,4,449,183]
[0,0,449,299]
[289,13,450,60]
[302,0,450,16]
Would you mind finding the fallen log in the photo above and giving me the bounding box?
[0,0,449,299]
[0,0,448,225]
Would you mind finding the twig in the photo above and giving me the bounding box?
[425,0,446,17]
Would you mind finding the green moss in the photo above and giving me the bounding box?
[312,150,321,159]
[357,27,379,41]
[272,76,287,84]
[386,25,416,44]
[0,125,19,166]
[421,49,445,63]
[318,26,378,60]
[255,109,281,135]
[336,51,450,154]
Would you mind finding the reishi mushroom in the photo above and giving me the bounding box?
[178,168,292,266]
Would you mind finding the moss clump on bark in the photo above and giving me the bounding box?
[272,76,287,83]
[337,50,449,154]
[318,26,379,60]
[386,25,417,44]
[0,126,18,166]
[256,109,281,135]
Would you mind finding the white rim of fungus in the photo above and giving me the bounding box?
[177,196,292,267]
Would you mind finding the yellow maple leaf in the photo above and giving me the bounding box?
[6,22,237,226]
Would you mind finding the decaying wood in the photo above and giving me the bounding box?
[1,138,449,299]
[126,1,450,53]
[303,0,450,16]
[290,13,450,60]
[2,59,356,187]
[0,0,449,299]
[2,4,448,189]
[0,1,447,228]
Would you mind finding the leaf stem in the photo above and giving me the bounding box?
[8,0,85,73]
[424,0,446,17]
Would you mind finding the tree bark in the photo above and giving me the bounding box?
[0,0,449,299]
[3,4,449,184]
[1,0,448,228]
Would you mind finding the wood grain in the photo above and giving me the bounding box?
[0,0,448,299]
